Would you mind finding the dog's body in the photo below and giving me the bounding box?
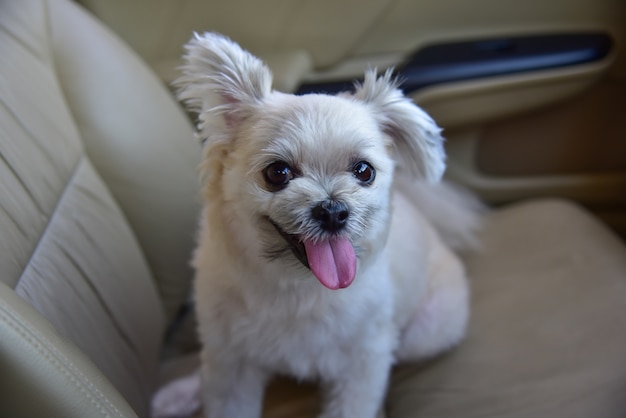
[152,33,479,418]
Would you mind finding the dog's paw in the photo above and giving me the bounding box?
[151,371,202,418]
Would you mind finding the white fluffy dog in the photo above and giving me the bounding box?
[153,32,481,418]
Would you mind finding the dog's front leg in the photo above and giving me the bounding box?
[200,348,268,418]
[318,348,392,418]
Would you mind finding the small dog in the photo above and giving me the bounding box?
[153,32,480,418]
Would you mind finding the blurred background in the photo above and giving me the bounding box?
[76,0,626,238]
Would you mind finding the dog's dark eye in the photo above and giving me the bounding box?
[264,161,294,189]
[352,161,375,185]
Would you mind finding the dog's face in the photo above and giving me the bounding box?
[223,93,396,289]
[178,33,446,290]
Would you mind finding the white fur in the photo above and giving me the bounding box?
[152,33,478,418]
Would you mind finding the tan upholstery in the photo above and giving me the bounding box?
[1,1,625,418]
[1,0,200,416]
[387,200,626,417]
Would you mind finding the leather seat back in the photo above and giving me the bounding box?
[0,0,201,415]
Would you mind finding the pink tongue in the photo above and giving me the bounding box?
[303,238,357,290]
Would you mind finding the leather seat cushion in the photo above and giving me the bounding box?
[387,199,626,418]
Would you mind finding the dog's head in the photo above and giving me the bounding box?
[178,33,445,290]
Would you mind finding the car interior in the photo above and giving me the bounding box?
[1,0,625,417]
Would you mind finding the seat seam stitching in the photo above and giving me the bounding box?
[0,300,127,417]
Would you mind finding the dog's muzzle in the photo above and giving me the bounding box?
[268,200,357,290]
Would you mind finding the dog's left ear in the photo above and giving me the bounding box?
[352,70,446,182]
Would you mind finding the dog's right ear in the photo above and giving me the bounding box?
[176,32,273,140]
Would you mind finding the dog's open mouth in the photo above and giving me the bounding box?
[269,220,357,290]
[270,220,309,269]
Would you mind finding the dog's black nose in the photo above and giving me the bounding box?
[311,200,350,232]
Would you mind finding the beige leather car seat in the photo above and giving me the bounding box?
[1,0,626,417]
[0,0,200,416]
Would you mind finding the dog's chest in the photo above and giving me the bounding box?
[220,283,392,380]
